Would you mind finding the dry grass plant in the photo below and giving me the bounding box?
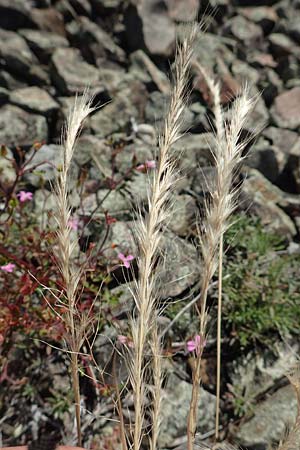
[45,22,272,450]
[187,62,257,449]
[50,93,97,447]
[127,23,199,450]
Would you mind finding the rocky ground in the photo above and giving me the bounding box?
[1,0,300,449]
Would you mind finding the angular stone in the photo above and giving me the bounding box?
[0,70,26,90]
[269,32,300,57]
[246,96,270,132]
[166,0,200,21]
[66,16,125,65]
[263,126,298,155]
[241,168,297,239]
[230,343,300,404]
[20,29,69,63]
[158,373,215,447]
[90,84,143,137]
[30,8,66,36]
[0,105,48,147]
[130,50,171,94]
[81,190,131,219]
[0,147,15,184]
[0,29,48,84]
[169,194,197,236]
[25,144,79,187]
[192,31,235,71]
[225,15,263,46]
[238,6,278,33]
[271,87,300,129]
[51,47,100,94]
[10,87,59,116]
[124,0,175,56]
[75,135,112,171]
[236,385,297,448]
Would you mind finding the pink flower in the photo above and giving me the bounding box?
[17,191,33,202]
[68,217,79,230]
[117,335,128,345]
[136,160,156,172]
[187,335,204,355]
[0,262,16,273]
[117,335,133,348]
[118,253,134,269]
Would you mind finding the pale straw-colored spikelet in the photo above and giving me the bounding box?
[52,92,96,446]
[127,23,199,450]
[187,63,257,449]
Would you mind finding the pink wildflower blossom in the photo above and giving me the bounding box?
[187,335,204,355]
[68,217,79,230]
[117,335,133,348]
[118,252,134,269]
[17,191,33,202]
[117,335,128,344]
[136,160,156,172]
[0,262,16,273]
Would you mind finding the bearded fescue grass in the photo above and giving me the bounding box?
[128,23,199,450]
[52,93,96,447]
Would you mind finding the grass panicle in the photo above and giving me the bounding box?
[187,63,256,449]
[127,23,199,450]
[52,92,96,447]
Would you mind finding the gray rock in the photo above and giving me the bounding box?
[285,137,300,193]
[236,385,297,449]
[166,0,200,22]
[269,32,300,57]
[0,29,48,84]
[231,60,260,85]
[247,136,281,182]
[0,70,26,90]
[0,105,48,147]
[229,342,300,403]
[158,373,215,447]
[241,168,297,239]
[10,87,59,116]
[0,146,15,185]
[81,189,131,220]
[130,50,171,94]
[90,90,139,138]
[24,144,79,187]
[51,47,100,95]
[246,96,270,132]
[192,31,235,71]
[66,16,125,65]
[145,91,194,133]
[114,140,154,174]
[271,87,300,129]
[263,126,298,154]
[225,15,263,46]
[75,135,111,172]
[91,0,122,11]
[30,7,66,36]
[159,231,198,298]
[238,6,278,30]
[20,29,69,62]
[124,0,175,56]
[169,194,197,236]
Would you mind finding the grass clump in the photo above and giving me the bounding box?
[223,214,300,347]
